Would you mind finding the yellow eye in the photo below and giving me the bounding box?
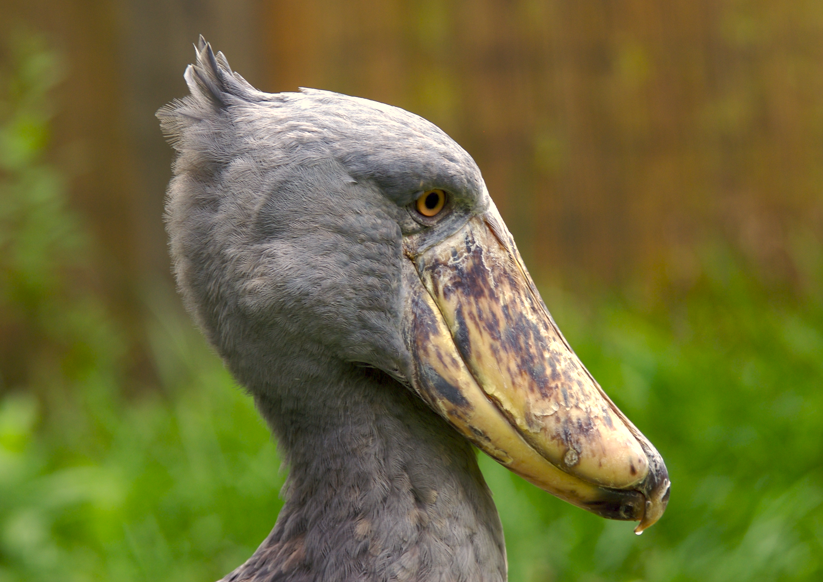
[415,189,447,217]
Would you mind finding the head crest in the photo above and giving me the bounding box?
[156,35,259,149]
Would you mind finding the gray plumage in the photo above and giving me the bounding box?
[159,39,505,581]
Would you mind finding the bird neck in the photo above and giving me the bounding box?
[223,365,507,582]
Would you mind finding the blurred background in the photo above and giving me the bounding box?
[1,1,821,581]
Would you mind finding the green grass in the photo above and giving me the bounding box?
[0,305,285,582]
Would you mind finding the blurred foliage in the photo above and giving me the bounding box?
[0,35,284,582]
[0,31,112,399]
[2,25,823,582]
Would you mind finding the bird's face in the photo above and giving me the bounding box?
[160,45,669,533]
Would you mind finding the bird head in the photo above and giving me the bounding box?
[158,38,669,533]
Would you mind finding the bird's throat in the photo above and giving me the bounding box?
[223,367,508,582]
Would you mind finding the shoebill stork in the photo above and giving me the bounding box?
[158,37,669,582]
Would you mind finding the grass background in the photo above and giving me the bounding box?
[2,31,822,582]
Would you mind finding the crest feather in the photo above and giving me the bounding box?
[157,35,258,150]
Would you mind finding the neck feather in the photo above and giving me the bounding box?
[222,366,507,582]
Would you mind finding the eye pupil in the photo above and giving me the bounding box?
[425,192,440,209]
